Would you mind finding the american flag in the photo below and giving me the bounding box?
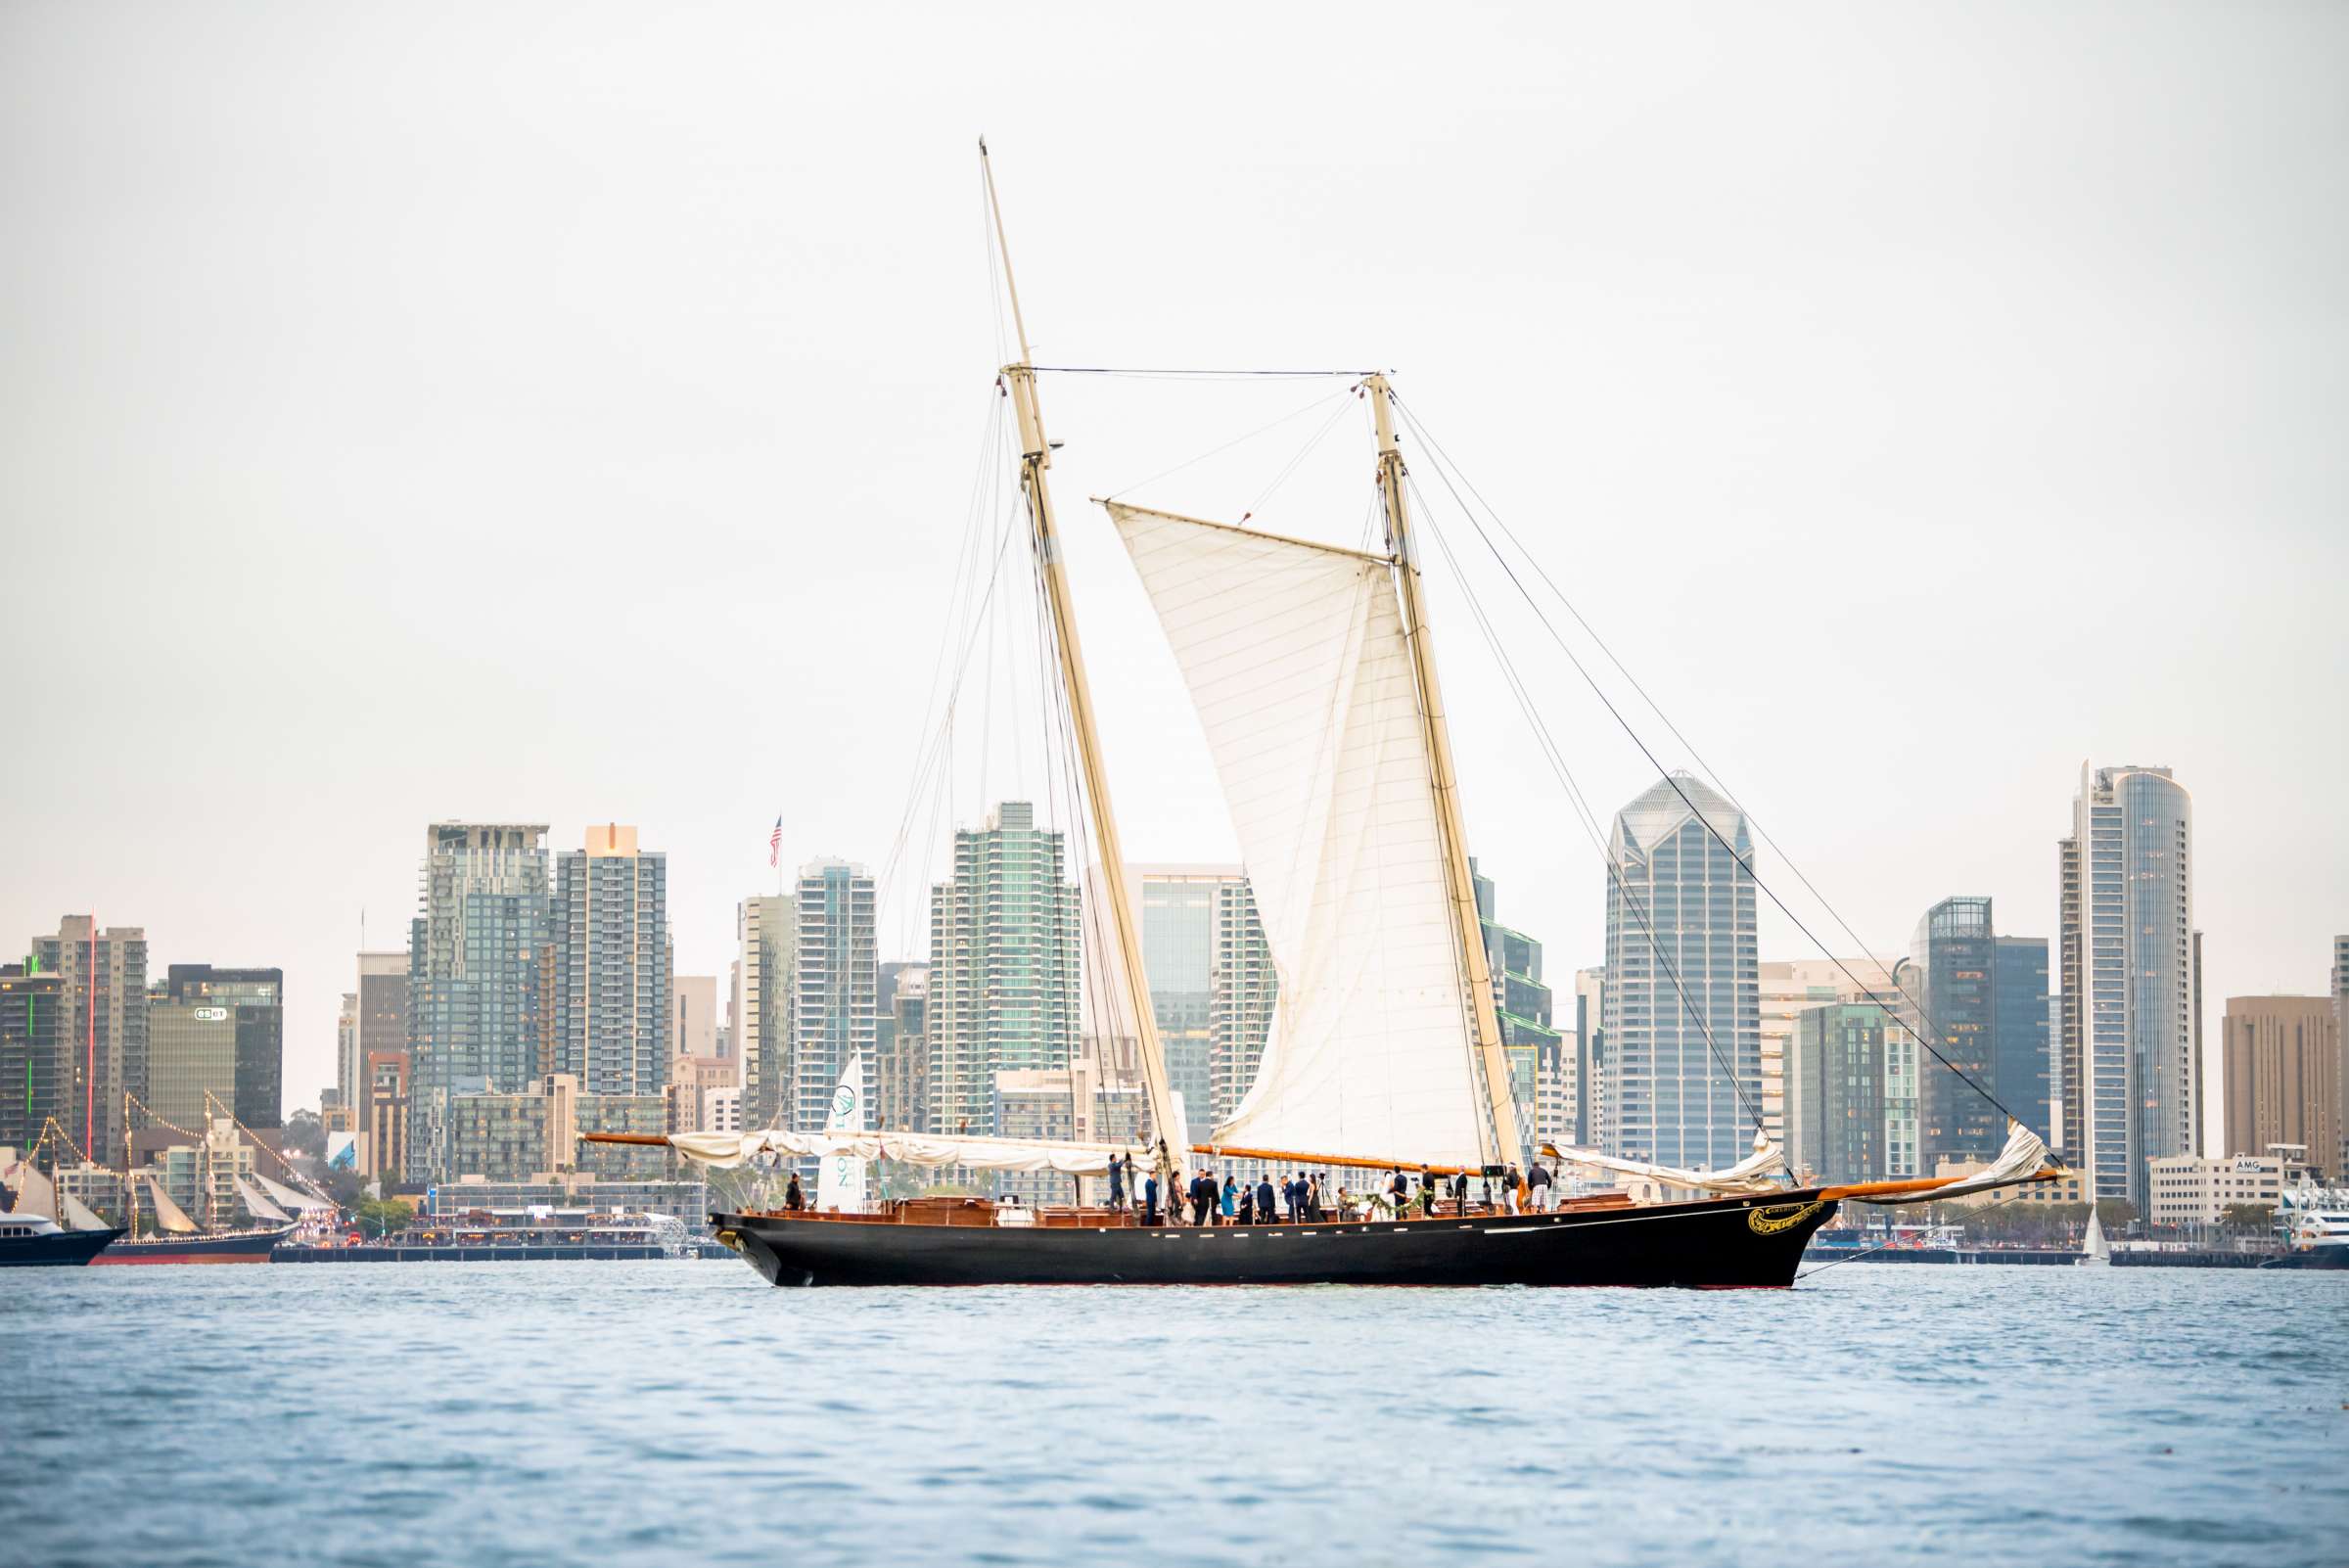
[767,815,782,868]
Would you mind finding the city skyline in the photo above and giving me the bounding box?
[6,6,2344,1160]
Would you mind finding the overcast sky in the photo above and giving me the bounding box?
[5,3,2343,1146]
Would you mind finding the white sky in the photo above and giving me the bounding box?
[5,3,2343,1150]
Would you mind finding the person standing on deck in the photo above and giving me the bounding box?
[1504,1164,1524,1215]
[1143,1171,1161,1224]
[1109,1154,1127,1212]
[1256,1175,1278,1223]
[1221,1175,1237,1222]
[785,1175,806,1212]
[1388,1169,1408,1218]
[1529,1161,1553,1212]
[1191,1171,1216,1227]
[1237,1182,1255,1225]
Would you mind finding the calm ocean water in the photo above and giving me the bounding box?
[3,1260,2343,1567]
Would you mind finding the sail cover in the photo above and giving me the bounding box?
[1542,1133,1787,1195]
[661,1129,1149,1176]
[1103,502,1488,1167]
[1844,1122,2054,1206]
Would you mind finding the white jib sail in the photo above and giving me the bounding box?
[143,1173,201,1234]
[60,1191,110,1231]
[1104,501,1489,1168]
[814,1051,869,1214]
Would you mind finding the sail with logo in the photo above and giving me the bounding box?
[814,1053,869,1215]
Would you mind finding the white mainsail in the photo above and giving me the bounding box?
[814,1051,869,1214]
[1103,501,1489,1168]
[235,1174,294,1224]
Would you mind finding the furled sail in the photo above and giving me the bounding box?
[235,1175,293,1224]
[142,1173,201,1234]
[1102,501,1488,1167]
[1542,1132,1787,1195]
[1843,1122,2054,1206]
[663,1129,1150,1176]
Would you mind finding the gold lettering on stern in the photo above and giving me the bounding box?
[1745,1200,1827,1236]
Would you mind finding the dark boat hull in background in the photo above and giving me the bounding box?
[0,1226,127,1268]
[719,1190,1841,1288]
[94,1224,293,1265]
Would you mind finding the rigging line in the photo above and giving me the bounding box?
[1241,392,1358,522]
[1106,386,1356,500]
[1394,399,2027,1130]
[1392,402,1972,1083]
[871,421,1030,915]
[1410,480,1768,1143]
[1035,366,1371,379]
[875,390,1011,912]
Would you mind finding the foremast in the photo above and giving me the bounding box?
[1366,374,1523,1167]
[981,142,1182,1181]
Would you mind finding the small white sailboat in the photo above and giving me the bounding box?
[2077,1206,2111,1267]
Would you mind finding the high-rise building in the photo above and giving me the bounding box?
[1784,1002,1920,1182]
[2058,764,2197,1210]
[408,823,551,1179]
[2220,995,2340,1180]
[145,986,236,1130]
[1471,861,1562,1151]
[1570,967,1604,1149]
[155,965,283,1128]
[361,1049,409,1179]
[928,803,1082,1138]
[737,896,788,1130]
[1758,957,1900,1154]
[552,824,671,1097]
[672,975,718,1061]
[331,992,359,1111]
[1121,866,1277,1136]
[787,859,877,1141]
[1601,774,1761,1170]
[0,962,67,1156]
[1993,936,2051,1145]
[2335,937,2349,1176]
[355,950,408,1106]
[1905,900,2050,1169]
[29,918,149,1166]
[877,961,929,1134]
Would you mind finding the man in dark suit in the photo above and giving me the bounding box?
[1256,1175,1278,1223]
[1143,1172,1160,1224]
[1191,1171,1216,1227]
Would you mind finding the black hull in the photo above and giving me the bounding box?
[0,1226,127,1268]
[93,1224,292,1265]
[719,1190,1842,1288]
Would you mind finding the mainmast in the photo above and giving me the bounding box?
[1366,373,1523,1166]
[980,142,1182,1176]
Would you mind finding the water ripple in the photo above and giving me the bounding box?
[2,1262,2343,1567]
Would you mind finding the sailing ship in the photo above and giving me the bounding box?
[2077,1206,2111,1267]
[95,1112,307,1265]
[584,146,2060,1286]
